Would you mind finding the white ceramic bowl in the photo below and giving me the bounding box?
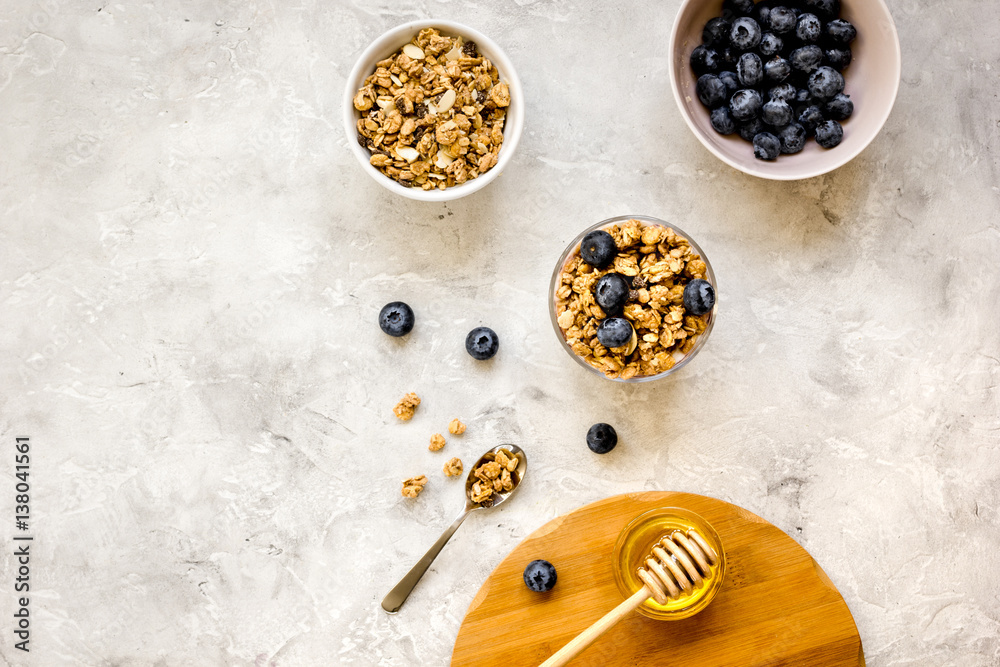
[669,0,901,180]
[343,20,524,202]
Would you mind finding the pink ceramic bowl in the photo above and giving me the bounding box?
[669,0,901,180]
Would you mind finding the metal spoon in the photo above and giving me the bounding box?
[381,444,528,614]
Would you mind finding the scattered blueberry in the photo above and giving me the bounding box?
[762,99,793,127]
[825,19,857,45]
[789,45,824,74]
[779,123,807,154]
[710,106,738,135]
[758,32,784,57]
[683,279,716,315]
[718,70,741,96]
[690,45,720,76]
[730,17,762,52]
[824,47,852,71]
[723,0,755,17]
[523,560,557,592]
[580,230,617,268]
[596,317,633,349]
[465,327,499,360]
[815,119,844,148]
[808,66,845,100]
[797,105,825,134]
[737,53,764,87]
[595,274,630,313]
[768,82,797,102]
[587,423,618,454]
[767,6,798,34]
[738,116,765,142]
[379,302,415,337]
[729,88,763,122]
[696,74,728,108]
[764,56,792,83]
[796,13,822,42]
[824,93,854,120]
[703,17,731,48]
[753,131,782,160]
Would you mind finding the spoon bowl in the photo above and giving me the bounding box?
[382,443,528,614]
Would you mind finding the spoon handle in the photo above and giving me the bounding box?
[381,508,472,613]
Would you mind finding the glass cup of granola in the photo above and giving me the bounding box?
[549,215,717,382]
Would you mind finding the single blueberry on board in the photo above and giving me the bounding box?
[815,120,844,148]
[580,230,617,268]
[697,74,729,108]
[762,99,793,127]
[824,48,852,71]
[683,279,716,315]
[596,318,634,349]
[737,52,764,87]
[758,32,784,57]
[729,88,763,121]
[586,423,618,454]
[796,13,822,42]
[523,560,557,592]
[718,70,741,96]
[825,19,857,45]
[767,6,798,34]
[711,106,738,135]
[789,45,824,74]
[753,132,782,160]
[379,302,415,337]
[824,93,854,120]
[779,123,807,154]
[465,326,499,360]
[594,273,630,312]
[703,17,732,48]
[739,117,766,142]
[808,66,845,100]
[764,56,792,83]
[690,45,720,75]
[730,17,763,52]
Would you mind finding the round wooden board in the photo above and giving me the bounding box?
[452,492,865,666]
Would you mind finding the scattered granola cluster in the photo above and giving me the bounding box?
[393,392,421,421]
[429,433,446,451]
[555,220,711,379]
[353,28,511,191]
[469,448,518,506]
[443,457,464,477]
[401,475,428,498]
[448,418,466,435]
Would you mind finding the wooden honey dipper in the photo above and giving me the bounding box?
[539,528,720,667]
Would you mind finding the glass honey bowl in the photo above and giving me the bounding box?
[612,507,726,621]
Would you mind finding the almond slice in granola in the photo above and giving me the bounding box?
[402,44,425,60]
[435,150,455,169]
[436,89,457,113]
[444,44,464,61]
[395,146,421,163]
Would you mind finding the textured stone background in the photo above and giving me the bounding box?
[1,0,998,665]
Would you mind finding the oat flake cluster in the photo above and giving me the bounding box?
[353,28,511,191]
[555,220,711,379]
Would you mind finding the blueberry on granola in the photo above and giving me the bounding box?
[465,327,499,360]
[596,318,633,349]
[379,302,415,337]
[595,274,631,313]
[587,423,618,454]
[580,230,617,268]
[683,279,717,315]
[524,560,557,592]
